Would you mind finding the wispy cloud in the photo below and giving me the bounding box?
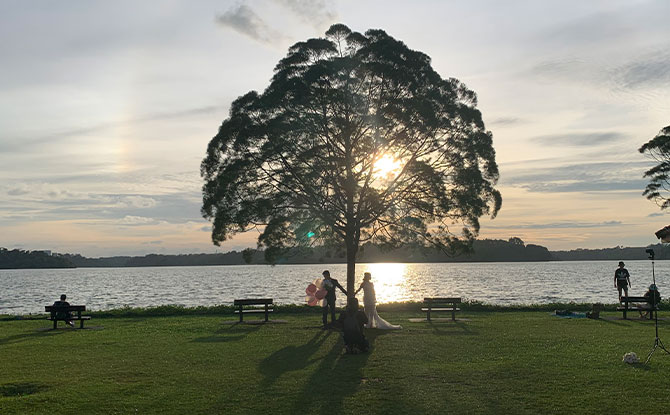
[216,1,337,45]
[491,221,623,230]
[216,4,285,45]
[2,105,222,152]
[274,0,336,28]
[489,117,523,126]
[118,215,158,226]
[612,50,670,89]
[7,186,30,196]
[504,161,650,193]
[532,132,626,147]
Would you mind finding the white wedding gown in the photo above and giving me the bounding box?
[362,281,402,329]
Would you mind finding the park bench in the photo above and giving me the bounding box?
[617,296,658,319]
[233,298,273,322]
[44,305,91,329]
[422,297,461,321]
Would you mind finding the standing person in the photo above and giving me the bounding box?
[355,272,402,329]
[322,270,347,328]
[614,261,632,300]
[53,294,74,327]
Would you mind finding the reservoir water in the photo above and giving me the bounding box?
[2,260,668,315]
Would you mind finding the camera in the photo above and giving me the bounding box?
[646,248,655,260]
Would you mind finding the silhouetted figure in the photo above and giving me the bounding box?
[338,298,369,353]
[614,261,631,299]
[53,294,74,327]
[355,272,401,329]
[322,270,347,328]
[641,284,662,319]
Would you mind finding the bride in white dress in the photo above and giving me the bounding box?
[355,272,402,329]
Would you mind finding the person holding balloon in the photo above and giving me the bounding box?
[321,270,347,328]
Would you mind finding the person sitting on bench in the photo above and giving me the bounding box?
[338,298,369,354]
[640,284,661,319]
[53,294,75,327]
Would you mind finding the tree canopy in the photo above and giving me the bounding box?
[639,125,670,209]
[201,24,502,297]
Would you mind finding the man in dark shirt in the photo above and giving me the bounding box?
[322,270,347,328]
[53,294,74,327]
[614,261,632,300]
[338,298,369,353]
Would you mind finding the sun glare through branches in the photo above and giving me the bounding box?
[373,154,403,182]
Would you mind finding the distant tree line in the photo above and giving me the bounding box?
[56,237,553,268]
[551,244,668,261]
[4,239,666,270]
[0,248,75,269]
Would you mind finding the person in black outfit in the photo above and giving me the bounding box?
[338,298,369,353]
[53,294,74,327]
[322,270,347,328]
[614,261,631,299]
[641,284,661,319]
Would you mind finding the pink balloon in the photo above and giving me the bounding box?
[315,289,327,300]
[308,297,318,306]
[306,283,317,294]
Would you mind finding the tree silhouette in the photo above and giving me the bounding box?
[201,24,502,299]
[639,125,670,209]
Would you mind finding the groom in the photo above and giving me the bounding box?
[322,270,347,328]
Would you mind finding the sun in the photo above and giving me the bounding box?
[373,154,402,180]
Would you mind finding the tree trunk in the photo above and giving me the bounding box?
[345,231,358,304]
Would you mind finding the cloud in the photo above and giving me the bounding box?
[648,212,666,217]
[504,161,650,193]
[274,0,336,28]
[119,196,157,209]
[529,50,670,94]
[541,11,632,47]
[118,215,157,226]
[2,105,222,151]
[521,180,647,193]
[491,221,623,230]
[612,51,670,89]
[532,132,626,147]
[489,117,522,126]
[529,58,596,84]
[7,186,30,196]
[216,4,285,45]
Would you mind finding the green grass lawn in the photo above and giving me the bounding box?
[2,310,670,414]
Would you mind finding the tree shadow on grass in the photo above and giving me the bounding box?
[259,330,333,387]
[0,329,64,347]
[284,330,391,415]
[192,322,262,343]
[0,382,49,397]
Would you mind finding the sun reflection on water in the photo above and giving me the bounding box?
[359,263,408,303]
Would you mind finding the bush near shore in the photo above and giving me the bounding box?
[3,299,668,320]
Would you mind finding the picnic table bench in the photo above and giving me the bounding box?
[45,305,91,329]
[422,297,461,321]
[617,296,658,319]
[234,298,273,322]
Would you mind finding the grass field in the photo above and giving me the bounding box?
[2,308,670,414]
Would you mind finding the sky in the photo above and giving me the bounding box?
[1,0,670,257]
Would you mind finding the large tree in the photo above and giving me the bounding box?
[201,24,502,299]
[639,125,670,209]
